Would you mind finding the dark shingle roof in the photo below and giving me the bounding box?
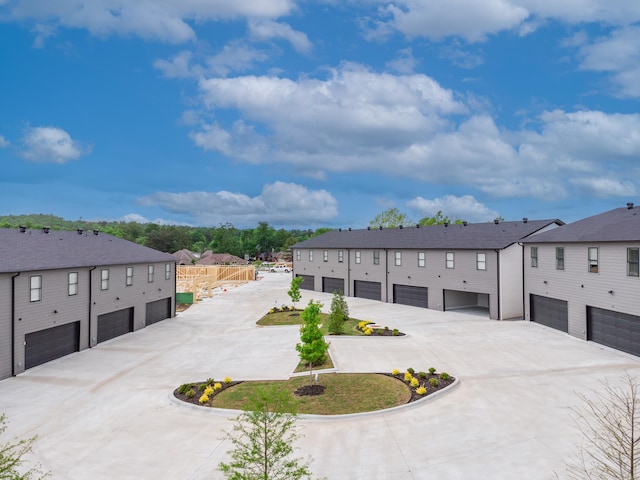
[522,205,640,244]
[293,219,563,250]
[0,227,176,273]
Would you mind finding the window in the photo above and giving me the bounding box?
[628,248,639,277]
[530,247,538,268]
[476,253,486,271]
[296,250,301,261]
[556,247,564,270]
[355,251,361,264]
[165,263,171,280]
[395,251,402,266]
[323,250,328,262]
[30,275,42,302]
[338,250,343,263]
[373,251,380,265]
[588,247,598,273]
[148,265,155,283]
[101,269,109,290]
[446,252,454,269]
[418,252,426,268]
[68,272,78,296]
[126,267,134,286]
[308,250,314,262]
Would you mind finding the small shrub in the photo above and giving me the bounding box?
[185,389,196,398]
[224,377,232,384]
[429,378,439,387]
[384,326,389,331]
[204,386,214,396]
[391,369,400,375]
[364,328,373,335]
[199,393,210,404]
[375,329,383,335]
[418,371,427,379]
[428,367,436,375]
[410,377,420,388]
[206,377,215,385]
[404,371,413,382]
[199,383,208,392]
[214,382,222,391]
[416,386,427,395]
[178,383,192,394]
[407,367,415,375]
[392,329,399,336]
[439,372,450,380]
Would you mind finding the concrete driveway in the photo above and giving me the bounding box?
[1,273,639,479]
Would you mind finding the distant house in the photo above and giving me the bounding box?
[196,253,248,265]
[292,219,562,320]
[173,249,197,265]
[0,227,176,380]
[522,203,640,356]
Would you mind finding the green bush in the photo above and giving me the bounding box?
[429,378,439,387]
[186,389,196,398]
[178,383,192,394]
[418,371,427,379]
[199,383,208,392]
[428,367,436,375]
[206,378,215,385]
[392,329,399,336]
[439,372,450,380]
[407,367,415,375]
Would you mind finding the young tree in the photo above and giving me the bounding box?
[0,413,48,479]
[218,385,313,480]
[296,301,328,384]
[327,290,348,335]
[369,208,413,228]
[418,210,463,226]
[564,373,640,479]
[288,277,303,311]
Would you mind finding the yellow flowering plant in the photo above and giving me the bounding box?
[223,377,232,384]
[199,394,210,404]
[391,369,400,375]
[416,386,427,395]
[404,371,413,382]
[204,386,214,396]
[410,377,420,388]
[213,382,222,390]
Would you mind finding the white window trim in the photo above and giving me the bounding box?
[148,265,155,283]
[30,275,42,302]
[476,252,486,271]
[556,247,564,270]
[338,250,343,263]
[165,263,171,280]
[323,250,328,262]
[418,252,425,268]
[126,267,134,286]
[68,272,78,296]
[395,251,402,266]
[588,247,598,273]
[530,247,538,268]
[446,252,455,269]
[628,248,639,277]
[101,269,109,290]
[355,251,361,264]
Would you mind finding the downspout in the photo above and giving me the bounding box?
[519,242,525,320]
[385,249,389,303]
[347,250,351,296]
[11,272,20,376]
[88,266,96,348]
[495,250,501,320]
[173,261,177,317]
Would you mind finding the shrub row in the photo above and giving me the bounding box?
[176,376,234,406]
[391,367,452,396]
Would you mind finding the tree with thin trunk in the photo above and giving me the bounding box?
[218,385,313,480]
[327,290,347,335]
[296,300,328,385]
[288,276,303,311]
[564,373,640,479]
[0,413,49,479]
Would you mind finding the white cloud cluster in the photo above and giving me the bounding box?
[0,135,9,148]
[20,126,89,163]
[138,181,338,226]
[407,194,499,222]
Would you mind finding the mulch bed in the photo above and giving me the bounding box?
[386,372,455,402]
[294,384,326,396]
[174,381,244,406]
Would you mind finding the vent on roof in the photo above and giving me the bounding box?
[523,217,528,223]
[19,225,26,233]
[627,202,634,209]
[77,228,84,235]
[42,227,50,234]
[416,224,420,228]
[367,226,370,230]
[348,227,352,231]
[494,218,499,224]
[338,228,342,232]
[379,226,383,230]
[399,225,403,229]
[93,229,99,235]
[444,222,449,227]
[462,221,468,226]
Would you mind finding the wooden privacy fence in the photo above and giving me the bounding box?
[176,265,255,303]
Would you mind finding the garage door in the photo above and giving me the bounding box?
[394,285,428,308]
[97,308,133,344]
[354,280,381,301]
[297,274,315,291]
[323,277,345,294]
[588,307,640,357]
[530,294,568,332]
[146,298,171,326]
[25,321,80,370]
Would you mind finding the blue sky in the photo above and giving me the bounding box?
[1,1,639,229]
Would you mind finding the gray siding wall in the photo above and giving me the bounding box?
[10,261,175,376]
[294,247,502,319]
[0,274,12,379]
[500,244,525,320]
[524,242,640,339]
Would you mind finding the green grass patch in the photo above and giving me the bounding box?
[211,373,412,415]
[257,312,365,335]
[293,355,334,373]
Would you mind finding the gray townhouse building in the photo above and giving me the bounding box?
[523,203,640,357]
[0,226,177,380]
[292,218,563,320]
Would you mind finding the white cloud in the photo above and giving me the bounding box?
[569,177,637,198]
[20,126,89,163]
[138,181,339,226]
[154,50,195,78]
[438,41,484,69]
[248,19,312,53]
[407,195,499,222]
[5,0,297,43]
[0,135,9,148]
[120,213,180,225]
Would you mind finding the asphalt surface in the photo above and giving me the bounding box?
[1,272,639,479]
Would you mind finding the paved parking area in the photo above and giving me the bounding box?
[1,273,640,479]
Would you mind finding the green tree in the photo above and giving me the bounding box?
[296,301,328,384]
[327,290,349,335]
[288,277,303,311]
[418,210,463,226]
[218,385,313,480]
[0,413,48,479]
[369,208,414,228]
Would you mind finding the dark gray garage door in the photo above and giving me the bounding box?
[394,285,428,308]
[588,307,640,357]
[97,308,133,344]
[146,298,171,326]
[322,277,345,294]
[297,274,315,291]
[25,321,80,370]
[354,280,381,301]
[530,294,568,332]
